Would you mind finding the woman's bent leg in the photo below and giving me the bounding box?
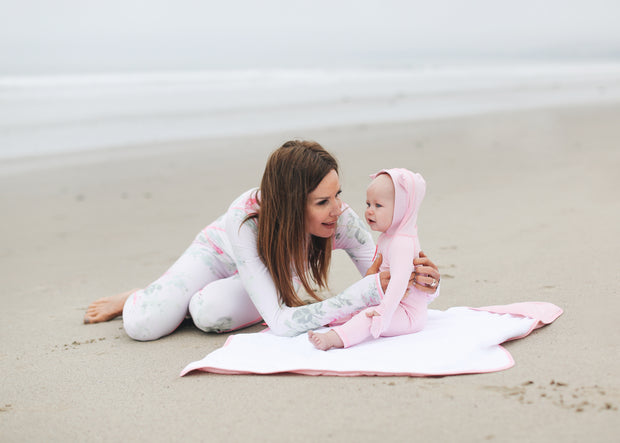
[189,274,262,333]
[123,234,233,341]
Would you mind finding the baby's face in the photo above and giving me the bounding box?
[365,174,394,232]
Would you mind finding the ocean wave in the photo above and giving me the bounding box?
[2,62,620,159]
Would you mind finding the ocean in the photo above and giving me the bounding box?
[2,61,620,159]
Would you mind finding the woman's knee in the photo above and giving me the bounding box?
[189,279,259,333]
[122,289,184,341]
[189,290,234,332]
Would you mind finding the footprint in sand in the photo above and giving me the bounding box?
[483,380,618,413]
[53,337,108,351]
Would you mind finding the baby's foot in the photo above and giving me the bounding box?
[308,330,344,351]
[83,289,138,324]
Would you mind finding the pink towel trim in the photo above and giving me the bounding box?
[472,301,563,340]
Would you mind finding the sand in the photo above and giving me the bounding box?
[1,103,619,442]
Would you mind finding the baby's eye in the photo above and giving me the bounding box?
[376,204,383,208]
[365,202,370,207]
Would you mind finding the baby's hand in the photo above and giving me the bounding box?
[365,310,380,318]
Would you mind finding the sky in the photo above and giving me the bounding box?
[1,0,619,75]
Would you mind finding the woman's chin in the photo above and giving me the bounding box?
[311,226,337,238]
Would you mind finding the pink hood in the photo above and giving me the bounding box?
[371,168,426,241]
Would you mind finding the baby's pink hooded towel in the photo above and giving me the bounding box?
[370,168,433,338]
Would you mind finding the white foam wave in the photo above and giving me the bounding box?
[1,62,620,159]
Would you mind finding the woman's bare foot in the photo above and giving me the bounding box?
[83,289,139,324]
[308,330,344,351]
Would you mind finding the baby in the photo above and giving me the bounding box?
[308,168,436,350]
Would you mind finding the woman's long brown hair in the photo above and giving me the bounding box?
[246,140,338,307]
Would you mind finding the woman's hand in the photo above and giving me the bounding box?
[367,251,440,295]
[365,253,383,276]
[412,251,441,294]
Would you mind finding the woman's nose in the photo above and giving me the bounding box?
[330,201,342,217]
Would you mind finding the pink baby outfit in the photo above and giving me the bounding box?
[333,168,437,348]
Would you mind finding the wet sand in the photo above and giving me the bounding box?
[1,103,619,441]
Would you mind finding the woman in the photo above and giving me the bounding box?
[84,140,440,340]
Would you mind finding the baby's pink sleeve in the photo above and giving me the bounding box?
[370,236,415,338]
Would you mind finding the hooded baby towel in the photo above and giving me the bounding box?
[180,302,562,377]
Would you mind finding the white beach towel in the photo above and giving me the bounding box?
[180,302,562,377]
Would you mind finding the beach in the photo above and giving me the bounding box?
[1,98,619,441]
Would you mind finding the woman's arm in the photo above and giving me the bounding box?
[226,204,384,337]
[333,205,376,275]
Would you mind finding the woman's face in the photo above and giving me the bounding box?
[305,169,342,238]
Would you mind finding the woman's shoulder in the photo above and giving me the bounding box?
[216,188,259,232]
[228,188,260,214]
